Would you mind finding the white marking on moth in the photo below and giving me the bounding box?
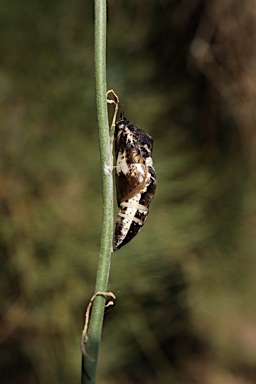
[118,213,143,225]
[146,156,153,167]
[126,133,136,146]
[131,164,146,184]
[120,201,148,212]
[135,163,145,175]
[116,150,129,175]
[115,193,144,247]
[116,151,146,184]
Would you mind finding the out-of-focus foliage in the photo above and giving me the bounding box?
[1,0,256,383]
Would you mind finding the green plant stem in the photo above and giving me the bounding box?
[81,1,113,383]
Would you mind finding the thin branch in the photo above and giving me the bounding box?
[81,1,114,383]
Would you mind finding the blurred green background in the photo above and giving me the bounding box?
[1,1,256,383]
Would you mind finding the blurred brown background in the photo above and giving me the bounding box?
[1,1,256,383]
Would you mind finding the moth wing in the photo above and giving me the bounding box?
[113,113,157,251]
[116,141,147,204]
[116,163,148,204]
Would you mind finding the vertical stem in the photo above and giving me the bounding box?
[81,1,113,383]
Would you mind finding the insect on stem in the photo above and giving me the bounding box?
[113,114,157,251]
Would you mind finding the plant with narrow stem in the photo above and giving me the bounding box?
[81,1,116,383]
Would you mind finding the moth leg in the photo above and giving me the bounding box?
[107,89,119,139]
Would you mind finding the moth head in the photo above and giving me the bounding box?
[119,111,125,120]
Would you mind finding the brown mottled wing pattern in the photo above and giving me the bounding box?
[115,113,153,204]
[113,112,157,251]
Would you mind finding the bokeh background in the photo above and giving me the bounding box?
[1,1,256,383]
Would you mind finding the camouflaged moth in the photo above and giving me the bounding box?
[113,112,157,251]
